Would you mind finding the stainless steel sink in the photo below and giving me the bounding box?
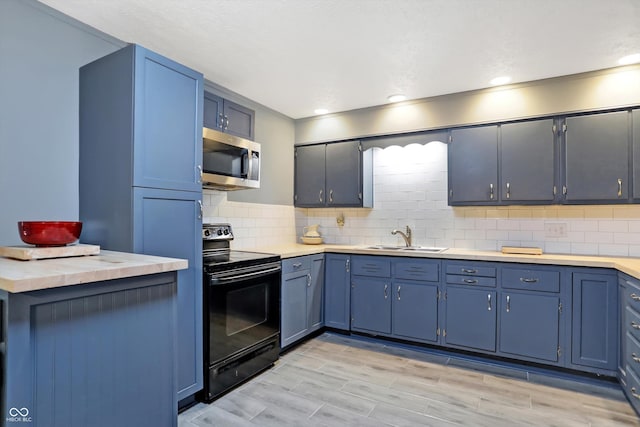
[365,245,447,253]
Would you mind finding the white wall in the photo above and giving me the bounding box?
[211,142,640,257]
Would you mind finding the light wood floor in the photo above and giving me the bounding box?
[179,332,640,426]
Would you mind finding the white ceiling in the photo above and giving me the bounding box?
[39,0,640,119]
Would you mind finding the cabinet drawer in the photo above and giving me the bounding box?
[282,256,310,274]
[352,257,391,277]
[502,268,560,293]
[625,362,640,413]
[446,275,496,287]
[626,332,640,374]
[394,260,439,282]
[625,278,640,313]
[627,306,640,343]
[445,263,496,278]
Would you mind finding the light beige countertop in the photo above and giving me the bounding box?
[0,250,188,293]
[247,243,640,281]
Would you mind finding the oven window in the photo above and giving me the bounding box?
[226,283,268,336]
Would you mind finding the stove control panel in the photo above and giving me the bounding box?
[202,223,234,241]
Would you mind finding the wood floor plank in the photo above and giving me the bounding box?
[292,380,377,416]
[309,404,394,427]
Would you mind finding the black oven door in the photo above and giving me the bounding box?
[206,262,281,365]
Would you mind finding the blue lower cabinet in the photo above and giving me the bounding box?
[351,277,392,334]
[444,287,497,352]
[392,281,439,343]
[571,271,618,373]
[324,254,351,330]
[499,292,561,362]
[4,273,178,427]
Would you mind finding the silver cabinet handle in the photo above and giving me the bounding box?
[632,321,640,330]
[384,284,388,299]
[397,285,401,300]
[319,189,323,203]
[462,268,477,274]
[329,189,334,203]
[632,387,640,400]
[631,293,640,301]
[345,259,350,273]
[292,262,302,269]
[307,273,311,287]
[487,294,492,311]
[520,278,539,283]
[632,353,640,363]
[489,183,494,200]
[196,165,203,183]
[197,200,203,219]
[506,182,510,199]
[223,115,229,130]
[618,179,623,197]
[506,295,510,313]
[464,279,478,284]
[218,112,224,129]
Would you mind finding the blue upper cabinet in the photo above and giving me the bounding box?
[563,111,630,203]
[80,44,203,193]
[203,90,255,140]
[633,109,640,202]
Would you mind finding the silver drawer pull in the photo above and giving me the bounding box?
[631,293,640,301]
[632,387,640,400]
[384,284,388,299]
[631,321,640,330]
[487,294,492,311]
[397,285,401,301]
[464,279,478,284]
[506,295,511,313]
[632,353,640,363]
[292,262,302,269]
[520,278,538,283]
[462,268,477,274]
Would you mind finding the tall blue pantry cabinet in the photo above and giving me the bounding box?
[79,44,204,403]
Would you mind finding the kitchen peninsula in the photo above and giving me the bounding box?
[0,251,187,427]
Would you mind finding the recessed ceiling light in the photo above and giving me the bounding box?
[618,53,640,65]
[490,76,512,86]
[314,108,329,115]
[387,94,407,103]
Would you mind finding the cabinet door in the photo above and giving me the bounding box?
[449,126,498,204]
[633,110,640,201]
[132,187,202,400]
[203,91,223,130]
[564,111,629,202]
[499,292,560,362]
[308,255,324,332]
[571,272,618,372]
[133,45,203,192]
[223,99,255,140]
[294,144,326,207]
[444,287,497,352]
[500,119,556,203]
[281,270,310,348]
[326,141,362,206]
[351,277,391,334]
[324,254,351,330]
[392,282,439,343]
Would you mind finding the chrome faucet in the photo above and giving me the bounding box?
[392,225,412,247]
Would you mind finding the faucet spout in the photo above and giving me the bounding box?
[391,225,412,247]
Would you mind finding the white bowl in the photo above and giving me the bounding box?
[301,236,323,245]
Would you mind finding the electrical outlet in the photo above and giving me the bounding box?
[545,222,567,238]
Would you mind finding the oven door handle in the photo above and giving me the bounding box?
[208,265,281,285]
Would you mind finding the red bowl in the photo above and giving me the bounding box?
[18,221,82,247]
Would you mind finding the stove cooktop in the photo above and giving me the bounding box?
[203,249,280,273]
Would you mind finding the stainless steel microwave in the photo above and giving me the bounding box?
[202,127,260,190]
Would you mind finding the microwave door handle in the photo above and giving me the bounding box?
[241,151,249,179]
[247,150,253,181]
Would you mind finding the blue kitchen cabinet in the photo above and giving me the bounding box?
[448,125,499,204]
[571,270,618,373]
[2,272,178,427]
[444,286,497,352]
[79,44,204,402]
[324,254,351,330]
[621,273,640,414]
[500,119,556,203]
[351,276,392,334]
[498,266,563,364]
[633,109,640,201]
[392,281,439,343]
[280,255,324,348]
[294,140,373,208]
[203,90,255,140]
[563,111,630,203]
